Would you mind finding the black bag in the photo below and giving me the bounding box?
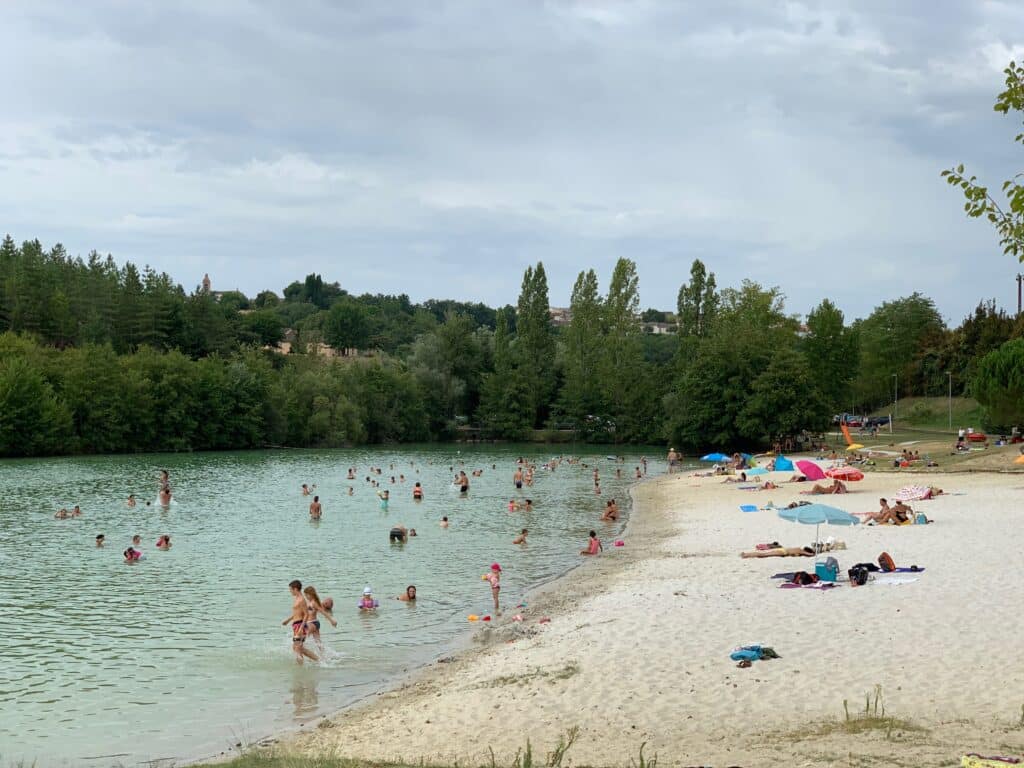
[848,565,869,586]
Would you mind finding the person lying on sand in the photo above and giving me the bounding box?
[722,472,748,484]
[801,479,847,495]
[741,546,815,558]
[786,474,807,483]
[760,481,779,490]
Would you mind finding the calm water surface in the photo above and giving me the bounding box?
[0,446,665,766]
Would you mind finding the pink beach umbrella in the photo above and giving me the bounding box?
[795,460,826,481]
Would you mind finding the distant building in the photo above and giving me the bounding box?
[549,307,572,326]
[202,273,211,294]
[643,322,677,335]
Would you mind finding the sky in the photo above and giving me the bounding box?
[2,1,1023,324]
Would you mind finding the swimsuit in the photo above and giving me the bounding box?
[389,528,405,542]
[291,620,306,643]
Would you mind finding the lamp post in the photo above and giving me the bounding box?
[892,373,898,421]
[947,371,952,431]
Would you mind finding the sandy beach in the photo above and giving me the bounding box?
[285,465,1024,767]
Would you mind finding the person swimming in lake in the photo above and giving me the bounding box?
[413,482,423,501]
[513,528,528,545]
[126,494,136,508]
[581,530,603,556]
[54,508,69,519]
[396,585,417,602]
[158,485,172,507]
[440,516,449,528]
[601,499,619,521]
[123,547,141,563]
[283,580,318,664]
[508,498,520,512]
[377,489,390,511]
[523,499,533,512]
[389,524,408,543]
[309,495,322,520]
[301,484,311,496]
[513,467,523,489]
[457,471,469,495]
[95,534,105,547]
[156,534,171,550]
[302,585,337,649]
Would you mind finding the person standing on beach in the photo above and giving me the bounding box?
[283,580,318,664]
[309,495,322,520]
[667,448,679,473]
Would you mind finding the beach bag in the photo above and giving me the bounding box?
[878,552,896,572]
[848,566,869,586]
[915,513,928,525]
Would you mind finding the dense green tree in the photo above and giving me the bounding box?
[600,258,646,440]
[802,299,859,412]
[560,269,604,425]
[514,262,556,428]
[676,259,719,337]
[323,298,371,352]
[971,338,1024,426]
[0,356,71,456]
[479,308,532,438]
[737,348,830,442]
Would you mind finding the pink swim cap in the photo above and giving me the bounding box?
[491,563,502,571]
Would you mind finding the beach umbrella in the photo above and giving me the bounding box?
[773,455,794,471]
[894,485,929,502]
[777,503,860,547]
[701,452,729,462]
[795,460,826,481]
[825,466,864,481]
[846,444,864,451]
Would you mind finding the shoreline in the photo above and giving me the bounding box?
[255,466,1024,768]
[191,473,658,766]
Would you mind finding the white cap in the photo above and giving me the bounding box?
[363,586,372,595]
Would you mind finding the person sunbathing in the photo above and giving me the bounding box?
[868,499,913,524]
[741,546,815,558]
[722,472,748,484]
[760,481,779,490]
[802,479,847,495]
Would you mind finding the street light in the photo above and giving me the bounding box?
[892,373,898,421]
[947,371,952,431]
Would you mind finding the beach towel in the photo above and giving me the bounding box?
[871,575,918,585]
[779,582,839,590]
[739,504,759,513]
[962,755,1022,767]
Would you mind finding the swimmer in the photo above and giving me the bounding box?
[282,580,318,664]
[409,528,417,537]
[440,516,449,528]
[126,494,136,508]
[389,525,408,543]
[158,484,172,507]
[513,528,528,545]
[309,495,322,520]
[71,505,82,517]
[377,489,390,511]
[358,586,378,611]
[457,471,469,495]
[601,499,619,521]
[580,530,603,556]
[412,482,423,501]
[482,563,501,614]
[523,499,533,513]
[302,585,337,649]
[95,534,105,547]
[131,534,142,548]
[54,508,69,519]
[123,547,141,563]
[301,484,311,496]
[396,585,417,602]
[513,468,524,489]
[159,469,169,487]
[348,486,354,496]
[156,534,171,550]
[508,499,519,512]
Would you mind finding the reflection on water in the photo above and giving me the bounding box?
[0,446,665,766]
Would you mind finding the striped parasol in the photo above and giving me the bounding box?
[894,485,929,502]
[825,466,864,481]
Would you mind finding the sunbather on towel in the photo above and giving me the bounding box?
[865,498,912,524]
[741,546,815,558]
[801,479,847,495]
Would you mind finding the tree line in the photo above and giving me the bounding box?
[3,232,1024,458]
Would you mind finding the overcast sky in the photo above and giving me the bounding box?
[2,1,1022,323]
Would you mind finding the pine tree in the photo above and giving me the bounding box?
[561,269,604,425]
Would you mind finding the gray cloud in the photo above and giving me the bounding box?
[1,0,1020,323]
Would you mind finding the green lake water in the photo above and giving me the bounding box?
[0,446,667,766]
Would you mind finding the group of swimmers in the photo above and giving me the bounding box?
[105,532,172,563]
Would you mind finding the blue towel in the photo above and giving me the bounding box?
[739,504,758,513]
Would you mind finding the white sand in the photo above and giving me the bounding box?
[292,469,1024,767]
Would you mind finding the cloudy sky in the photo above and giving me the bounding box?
[2,1,1022,323]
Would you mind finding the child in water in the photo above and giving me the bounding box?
[513,528,528,545]
[482,563,501,614]
[359,586,379,611]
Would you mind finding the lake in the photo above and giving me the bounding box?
[0,446,667,766]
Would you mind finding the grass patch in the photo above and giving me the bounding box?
[482,662,580,688]
[805,687,925,741]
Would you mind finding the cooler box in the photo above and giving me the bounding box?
[815,560,838,582]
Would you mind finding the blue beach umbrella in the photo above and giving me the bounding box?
[701,452,729,462]
[777,503,860,548]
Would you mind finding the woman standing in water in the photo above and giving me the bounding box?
[302,586,336,650]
